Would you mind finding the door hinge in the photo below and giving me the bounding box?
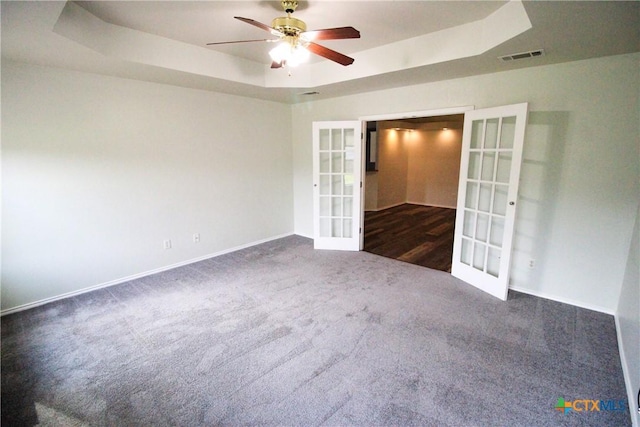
[359,227,362,234]
[360,182,363,188]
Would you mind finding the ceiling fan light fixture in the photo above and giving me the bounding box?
[269,41,309,67]
[269,42,288,63]
[288,45,310,67]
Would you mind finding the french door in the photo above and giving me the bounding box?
[312,121,362,250]
[451,103,528,300]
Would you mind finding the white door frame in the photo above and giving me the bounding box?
[358,106,475,250]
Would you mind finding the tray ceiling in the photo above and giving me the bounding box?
[2,1,638,103]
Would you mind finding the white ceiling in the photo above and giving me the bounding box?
[75,1,508,63]
[2,1,639,104]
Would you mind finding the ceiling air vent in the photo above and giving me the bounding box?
[499,49,545,62]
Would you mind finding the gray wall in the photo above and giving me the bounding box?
[1,61,294,311]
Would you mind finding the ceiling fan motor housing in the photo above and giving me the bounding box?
[272,16,306,36]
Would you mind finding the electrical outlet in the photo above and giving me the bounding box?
[529,259,535,269]
[193,233,200,243]
[163,240,172,250]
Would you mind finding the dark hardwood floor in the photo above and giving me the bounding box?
[364,204,456,272]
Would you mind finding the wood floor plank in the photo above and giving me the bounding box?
[364,204,456,272]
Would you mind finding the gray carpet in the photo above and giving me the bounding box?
[1,235,630,426]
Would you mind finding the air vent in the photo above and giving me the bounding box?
[499,49,545,62]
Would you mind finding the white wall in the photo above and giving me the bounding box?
[1,61,293,312]
[292,53,640,313]
[406,129,462,209]
[616,203,640,426]
[364,172,378,211]
[375,126,409,210]
[364,127,462,211]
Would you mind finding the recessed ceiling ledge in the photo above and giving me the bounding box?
[53,1,267,87]
[265,0,531,88]
[53,0,531,91]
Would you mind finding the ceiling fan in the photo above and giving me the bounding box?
[207,0,360,69]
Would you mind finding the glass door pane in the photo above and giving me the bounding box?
[313,121,362,250]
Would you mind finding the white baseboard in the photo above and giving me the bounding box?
[615,314,639,427]
[1,232,295,316]
[509,285,615,315]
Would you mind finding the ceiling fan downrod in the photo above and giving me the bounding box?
[281,0,298,14]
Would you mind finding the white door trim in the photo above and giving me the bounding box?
[358,106,475,123]
[358,106,474,249]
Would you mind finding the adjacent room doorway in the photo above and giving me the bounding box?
[362,114,465,273]
[313,103,529,301]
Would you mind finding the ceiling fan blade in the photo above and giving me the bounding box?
[302,27,360,41]
[206,39,275,46]
[306,42,355,66]
[234,16,283,37]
